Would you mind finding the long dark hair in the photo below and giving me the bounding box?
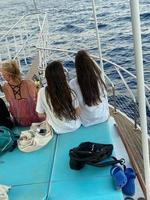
[45,61,77,120]
[75,50,106,106]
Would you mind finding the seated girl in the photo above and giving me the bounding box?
[69,50,109,127]
[0,60,41,126]
[36,61,81,134]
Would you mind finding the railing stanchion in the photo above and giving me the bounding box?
[130,0,150,199]
[91,0,105,81]
[112,87,117,113]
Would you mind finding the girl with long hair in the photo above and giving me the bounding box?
[0,59,40,126]
[36,61,81,134]
[69,50,109,127]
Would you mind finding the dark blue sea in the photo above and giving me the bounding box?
[0,0,150,130]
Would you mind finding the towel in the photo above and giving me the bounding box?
[0,185,11,200]
[17,121,53,152]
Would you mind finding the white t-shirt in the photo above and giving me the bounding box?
[36,87,81,134]
[69,78,109,127]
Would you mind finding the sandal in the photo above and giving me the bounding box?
[122,167,136,196]
[110,165,127,189]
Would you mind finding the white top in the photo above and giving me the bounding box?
[36,87,81,134]
[69,78,109,127]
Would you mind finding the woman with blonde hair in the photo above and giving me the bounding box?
[0,59,40,126]
[69,50,109,127]
[36,61,81,134]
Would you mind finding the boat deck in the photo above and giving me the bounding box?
[27,60,146,183]
[0,118,124,200]
[110,107,148,196]
[26,60,147,197]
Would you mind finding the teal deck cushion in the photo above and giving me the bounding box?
[0,118,123,200]
[8,183,48,200]
[51,118,115,181]
[0,130,56,186]
[50,177,123,200]
[48,117,123,200]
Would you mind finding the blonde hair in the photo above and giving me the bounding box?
[1,60,22,83]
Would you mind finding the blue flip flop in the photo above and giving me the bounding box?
[124,197,135,200]
[122,167,136,196]
[110,165,127,189]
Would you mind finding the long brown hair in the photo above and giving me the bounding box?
[45,61,77,120]
[75,50,106,106]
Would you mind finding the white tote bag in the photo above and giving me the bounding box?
[17,121,53,152]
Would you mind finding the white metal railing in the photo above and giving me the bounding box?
[0,12,47,73]
[102,57,150,92]
[36,46,150,93]
[130,0,150,198]
[37,13,49,73]
[0,15,27,43]
[91,0,104,80]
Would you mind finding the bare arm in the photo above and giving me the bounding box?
[75,107,80,117]
[37,112,46,121]
[36,88,46,120]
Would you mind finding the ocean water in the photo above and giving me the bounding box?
[0,0,149,80]
[0,0,149,69]
[0,0,150,128]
